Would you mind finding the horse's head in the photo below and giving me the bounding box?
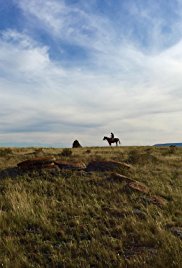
[103,136,107,140]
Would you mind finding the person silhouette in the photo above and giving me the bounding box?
[110,132,114,139]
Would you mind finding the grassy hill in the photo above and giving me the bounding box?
[0,146,182,267]
[154,143,182,147]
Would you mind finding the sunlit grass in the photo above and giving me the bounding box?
[0,146,182,267]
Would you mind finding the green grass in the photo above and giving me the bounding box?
[0,146,182,267]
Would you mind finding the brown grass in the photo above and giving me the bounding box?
[0,146,182,267]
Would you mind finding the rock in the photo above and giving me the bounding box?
[54,160,86,170]
[170,227,182,239]
[72,140,82,148]
[148,195,167,207]
[109,173,135,183]
[132,209,146,219]
[86,161,132,172]
[110,173,150,195]
[17,157,55,170]
[127,181,150,194]
[142,195,167,207]
[111,173,166,206]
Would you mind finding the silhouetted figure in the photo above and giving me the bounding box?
[110,132,114,139]
[72,140,82,148]
[103,136,120,146]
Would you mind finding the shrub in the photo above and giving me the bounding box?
[168,146,176,154]
[61,148,72,157]
[127,149,140,164]
[127,149,157,164]
[0,148,13,157]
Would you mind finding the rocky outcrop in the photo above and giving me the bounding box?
[143,195,167,207]
[110,173,167,207]
[110,173,149,194]
[72,140,82,148]
[109,173,135,183]
[17,157,86,171]
[127,181,150,194]
[170,227,182,239]
[17,157,55,170]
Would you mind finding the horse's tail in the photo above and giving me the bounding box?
[118,139,121,144]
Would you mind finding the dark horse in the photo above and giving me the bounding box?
[103,136,121,146]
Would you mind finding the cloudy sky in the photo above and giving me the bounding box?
[0,0,182,147]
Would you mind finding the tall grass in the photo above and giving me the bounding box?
[0,146,182,267]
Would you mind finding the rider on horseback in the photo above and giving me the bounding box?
[103,134,120,146]
[110,132,114,140]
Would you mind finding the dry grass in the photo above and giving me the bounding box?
[0,146,182,267]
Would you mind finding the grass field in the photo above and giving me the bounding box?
[0,146,182,267]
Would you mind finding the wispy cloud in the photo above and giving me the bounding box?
[1,0,182,146]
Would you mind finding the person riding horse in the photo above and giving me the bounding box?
[103,133,120,146]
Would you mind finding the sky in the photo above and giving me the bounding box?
[0,0,182,147]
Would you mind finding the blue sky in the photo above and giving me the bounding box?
[0,0,182,147]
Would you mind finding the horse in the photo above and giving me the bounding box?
[103,136,121,146]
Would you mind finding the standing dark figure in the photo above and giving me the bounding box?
[110,132,114,139]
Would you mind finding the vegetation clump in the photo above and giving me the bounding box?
[127,149,157,164]
[61,148,73,157]
[0,148,13,157]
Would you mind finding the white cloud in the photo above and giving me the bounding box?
[1,1,182,146]
[16,0,115,53]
